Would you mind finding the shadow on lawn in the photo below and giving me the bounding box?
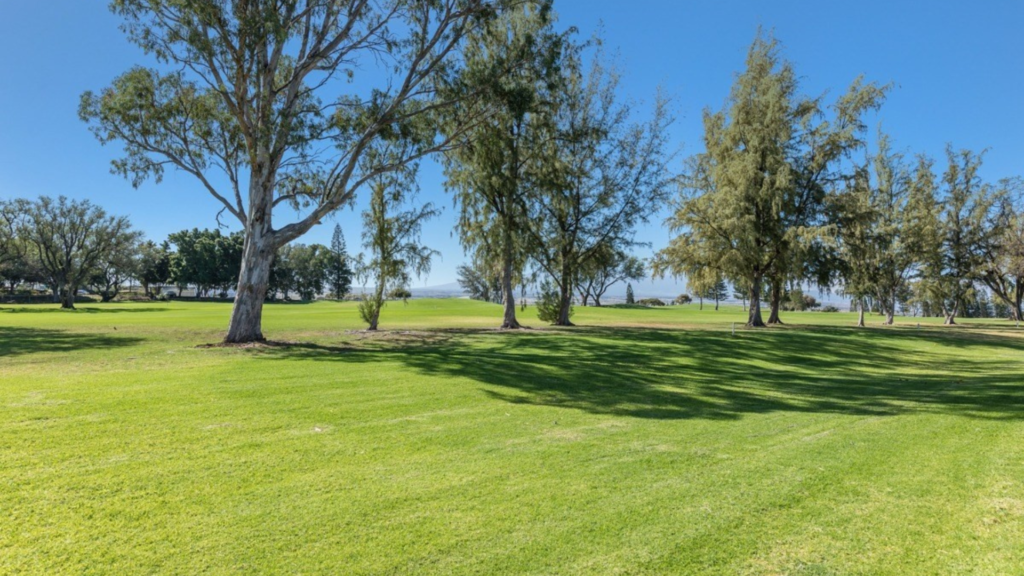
[257,325,1024,422]
[0,326,144,357]
[0,306,169,314]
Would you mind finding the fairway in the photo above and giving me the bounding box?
[2,300,1024,575]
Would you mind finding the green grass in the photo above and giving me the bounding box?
[2,299,1023,575]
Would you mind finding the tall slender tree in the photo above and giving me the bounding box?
[975,178,1024,320]
[357,167,438,330]
[920,147,1001,324]
[326,224,354,300]
[442,1,564,329]
[832,135,935,325]
[529,41,673,326]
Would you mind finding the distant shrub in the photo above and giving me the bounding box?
[673,294,692,305]
[389,288,412,300]
[820,305,840,313]
[638,298,666,307]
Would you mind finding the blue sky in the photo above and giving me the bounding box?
[1,1,1021,291]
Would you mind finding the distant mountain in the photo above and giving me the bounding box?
[409,282,464,298]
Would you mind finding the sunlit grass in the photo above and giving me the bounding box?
[2,299,1023,574]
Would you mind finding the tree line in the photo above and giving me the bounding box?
[3,0,1007,341]
[655,34,1022,327]
[0,197,354,308]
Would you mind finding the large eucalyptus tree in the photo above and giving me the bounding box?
[82,0,504,342]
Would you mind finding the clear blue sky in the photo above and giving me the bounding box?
[1,1,1021,289]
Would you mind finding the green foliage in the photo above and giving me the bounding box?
[357,168,438,329]
[270,243,331,301]
[17,196,138,308]
[441,2,563,325]
[673,294,693,305]
[83,0,506,340]
[577,246,646,306]
[167,229,243,297]
[535,280,570,324]
[528,36,672,324]
[659,31,885,326]
[457,262,502,303]
[326,225,354,301]
[389,288,413,300]
[831,132,935,323]
[137,240,171,296]
[625,283,635,304]
[638,298,665,307]
[918,147,1003,322]
[781,287,820,311]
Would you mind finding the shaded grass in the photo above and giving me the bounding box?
[1,299,1023,574]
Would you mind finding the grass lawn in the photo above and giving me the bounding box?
[2,299,1023,575]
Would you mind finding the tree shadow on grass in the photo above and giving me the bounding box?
[0,306,169,314]
[0,327,144,358]
[254,324,1024,422]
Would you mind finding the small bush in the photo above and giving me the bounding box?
[536,281,570,324]
[820,305,840,313]
[389,288,412,300]
[638,298,666,307]
[673,294,692,305]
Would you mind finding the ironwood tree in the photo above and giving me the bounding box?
[356,166,438,331]
[441,0,564,329]
[659,32,885,326]
[529,40,673,325]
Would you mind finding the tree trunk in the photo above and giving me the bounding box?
[699,296,703,311]
[224,212,276,343]
[366,286,384,331]
[1015,282,1024,323]
[499,242,520,329]
[555,264,574,326]
[857,299,865,327]
[715,296,720,311]
[767,278,783,325]
[880,289,896,325]
[60,285,75,309]
[944,300,959,325]
[747,274,765,327]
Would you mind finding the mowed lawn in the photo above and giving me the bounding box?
[2,299,1024,575]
